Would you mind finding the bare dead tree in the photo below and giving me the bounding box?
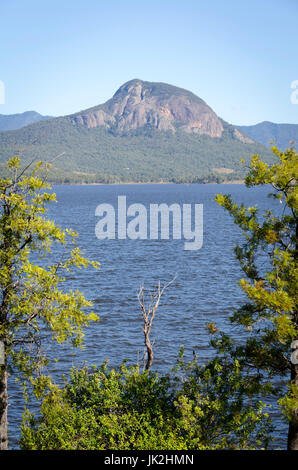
[137,276,177,371]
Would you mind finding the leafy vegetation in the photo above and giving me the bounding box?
[215,145,298,449]
[21,351,272,450]
[0,158,99,449]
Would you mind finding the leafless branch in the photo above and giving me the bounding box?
[137,275,177,371]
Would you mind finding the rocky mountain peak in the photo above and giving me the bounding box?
[71,79,225,137]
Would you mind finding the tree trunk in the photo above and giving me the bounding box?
[144,334,153,371]
[288,352,298,450]
[288,222,298,450]
[0,362,8,450]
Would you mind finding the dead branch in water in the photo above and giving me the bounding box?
[137,276,177,371]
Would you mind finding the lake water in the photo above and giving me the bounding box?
[8,183,287,448]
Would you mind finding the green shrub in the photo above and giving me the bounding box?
[21,352,272,450]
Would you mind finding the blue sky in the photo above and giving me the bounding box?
[0,0,297,124]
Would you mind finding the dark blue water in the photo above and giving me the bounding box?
[8,183,287,448]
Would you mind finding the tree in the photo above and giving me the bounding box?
[0,157,99,449]
[215,146,298,449]
[137,277,176,370]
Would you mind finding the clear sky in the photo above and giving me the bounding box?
[0,0,297,125]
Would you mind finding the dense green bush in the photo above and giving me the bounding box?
[21,350,272,450]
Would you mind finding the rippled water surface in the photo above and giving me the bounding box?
[8,183,287,448]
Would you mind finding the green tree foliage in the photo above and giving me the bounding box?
[0,157,99,449]
[215,146,298,449]
[21,350,271,450]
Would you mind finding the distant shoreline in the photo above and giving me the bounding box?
[50,179,245,186]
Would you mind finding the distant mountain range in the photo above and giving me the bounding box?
[0,111,52,132]
[236,121,298,150]
[0,80,285,183]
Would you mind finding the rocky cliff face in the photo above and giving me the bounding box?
[71,79,225,138]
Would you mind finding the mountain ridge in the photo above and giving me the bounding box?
[0,80,273,183]
[236,121,298,150]
[0,111,52,132]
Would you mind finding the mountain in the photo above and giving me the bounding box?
[0,80,272,183]
[237,121,298,150]
[72,80,225,137]
[0,111,52,132]
[71,79,255,143]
